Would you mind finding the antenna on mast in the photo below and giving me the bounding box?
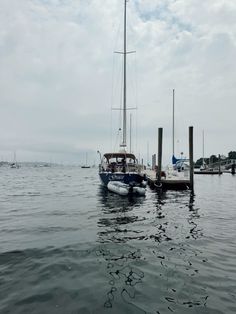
[172,88,175,157]
[129,113,132,153]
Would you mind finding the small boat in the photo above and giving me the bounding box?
[194,168,222,175]
[194,131,222,175]
[159,89,190,190]
[81,153,91,169]
[10,152,20,169]
[107,181,146,196]
[147,92,191,191]
[10,162,20,169]
[98,0,146,195]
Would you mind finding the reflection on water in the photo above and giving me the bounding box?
[97,186,146,243]
[97,187,148,311]
[97,186,203,251]
[95,245,144,311]
[95,186,213,313]
[187,192,203,240]
[98,185,144,209]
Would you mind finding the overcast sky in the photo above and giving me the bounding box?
[0,0,235,165]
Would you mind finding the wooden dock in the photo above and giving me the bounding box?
[144,169,191,190]
[145,126,193,191]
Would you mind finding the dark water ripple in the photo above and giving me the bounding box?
[0,166,236,313]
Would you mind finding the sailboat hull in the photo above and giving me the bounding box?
[99,171,144,186]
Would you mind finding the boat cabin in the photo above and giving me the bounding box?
[101,153,139,173]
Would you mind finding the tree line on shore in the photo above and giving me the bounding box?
[195,151,236,167]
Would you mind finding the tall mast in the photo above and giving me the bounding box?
[172,89,175,156]
[202,130,204,166]
[129,113,132,153]
[121,0,127,148]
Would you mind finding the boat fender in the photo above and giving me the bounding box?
[141,180,147,187]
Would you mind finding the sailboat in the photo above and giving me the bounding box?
[98,0,146,196]
[81,152,90,169]
[194,131,222,174]
[10,151,20,169]
[162,89,190,188]
[171,89,189,172]
[200,130,207,171]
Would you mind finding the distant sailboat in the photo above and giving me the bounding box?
[194,130,222,174]
[81,153,90,168]
[200,130,207,170]
[10,152,20,169]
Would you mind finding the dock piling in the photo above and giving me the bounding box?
[157,128,163,185]
[189,126,194,191]
[232,160,235,175]
[218,154,221,174]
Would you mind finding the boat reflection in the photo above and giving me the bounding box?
[97,186,145,244]
[152,189,202,241]
[187,192,203,239]
[96,187,205,311]
[98,185,144,210]
[94,244,145,310]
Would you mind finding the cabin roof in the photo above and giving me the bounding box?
[103,153,136,160]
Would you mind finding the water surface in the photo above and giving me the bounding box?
[0,166,235,313]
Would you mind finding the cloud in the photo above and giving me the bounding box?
[0,0,235,164]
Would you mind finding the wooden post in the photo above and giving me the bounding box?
[189,126,194,191]
[218,154,221,174]
[157,128,163,184]
[232,160,235,175]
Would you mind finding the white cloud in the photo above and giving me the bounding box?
[0,0,235,164]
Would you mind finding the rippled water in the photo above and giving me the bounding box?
[0,165,235,314]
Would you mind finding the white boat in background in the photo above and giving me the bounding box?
[157,89,190,190]
[98,0,146,196]
[81,153,91,169]
[170,89,189,174]
[194,130,222,175]
[10,152,20,169]
[10,163,19,169]
[200,130,207,171]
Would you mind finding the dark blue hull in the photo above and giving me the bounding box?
[99,171,144,186]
